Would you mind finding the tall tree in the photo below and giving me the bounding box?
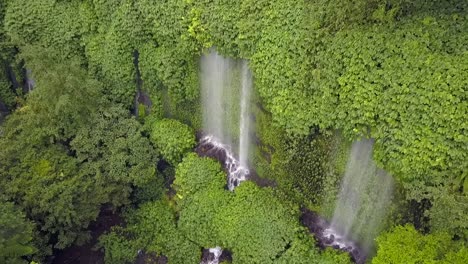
[0,46,161,250]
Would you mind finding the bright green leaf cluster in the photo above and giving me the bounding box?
[373,224,468,264]
[149,118,196,165]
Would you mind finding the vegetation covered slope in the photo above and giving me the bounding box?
[0,0,466,263]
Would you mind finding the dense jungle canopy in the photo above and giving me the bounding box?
[0,0,466,264]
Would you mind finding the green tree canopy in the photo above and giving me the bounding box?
[173,153,226,199]
[373,224,468,264]
[0,201,36,264]
[149,118,196,165]
[100,200,200,264]
[0,46,160,250]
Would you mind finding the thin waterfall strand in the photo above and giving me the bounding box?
[239,61,252,168]
[323,138,394,260]
[200,247,223,264]
[200,50,252,191]
[200,51,232,144]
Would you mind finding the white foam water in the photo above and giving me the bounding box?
[200,49,253,191]
[199,135,249,191]
[200,247,223,264]
[238,61,252,168]
[328,139,394,256]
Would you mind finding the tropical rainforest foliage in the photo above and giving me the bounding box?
[0,0,466,263]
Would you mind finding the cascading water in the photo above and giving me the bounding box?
[198,136,249,191]
[200,51,231,145]
[198,50,253,264]
[25,69,35,92]
[199,49,252,191]
[321,138,394,263]
[201,247,223,264]
[238,61,251,169]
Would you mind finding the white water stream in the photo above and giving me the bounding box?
[324,139,394,257]
[199,50,253,264]
[200,49,252,191]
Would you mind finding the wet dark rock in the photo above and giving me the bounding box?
[219,249,232,263]
[195,133,276,189]
[50,206,123,264]
[300,208,367,264]
[200,248,232,264]
[195,139,229,165]
[200,248,214,263]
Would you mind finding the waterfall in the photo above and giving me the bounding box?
[239,61,251,168]
[200,51,232,146]
[200,49,252,191]
[199,50,253,264]
[25,69,35,92]
[323,139,393,262]
[200,247,223,264]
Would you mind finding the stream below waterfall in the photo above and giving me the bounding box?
[198,50,255,264]
[301,208,366,264]
[195,135,248,264]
